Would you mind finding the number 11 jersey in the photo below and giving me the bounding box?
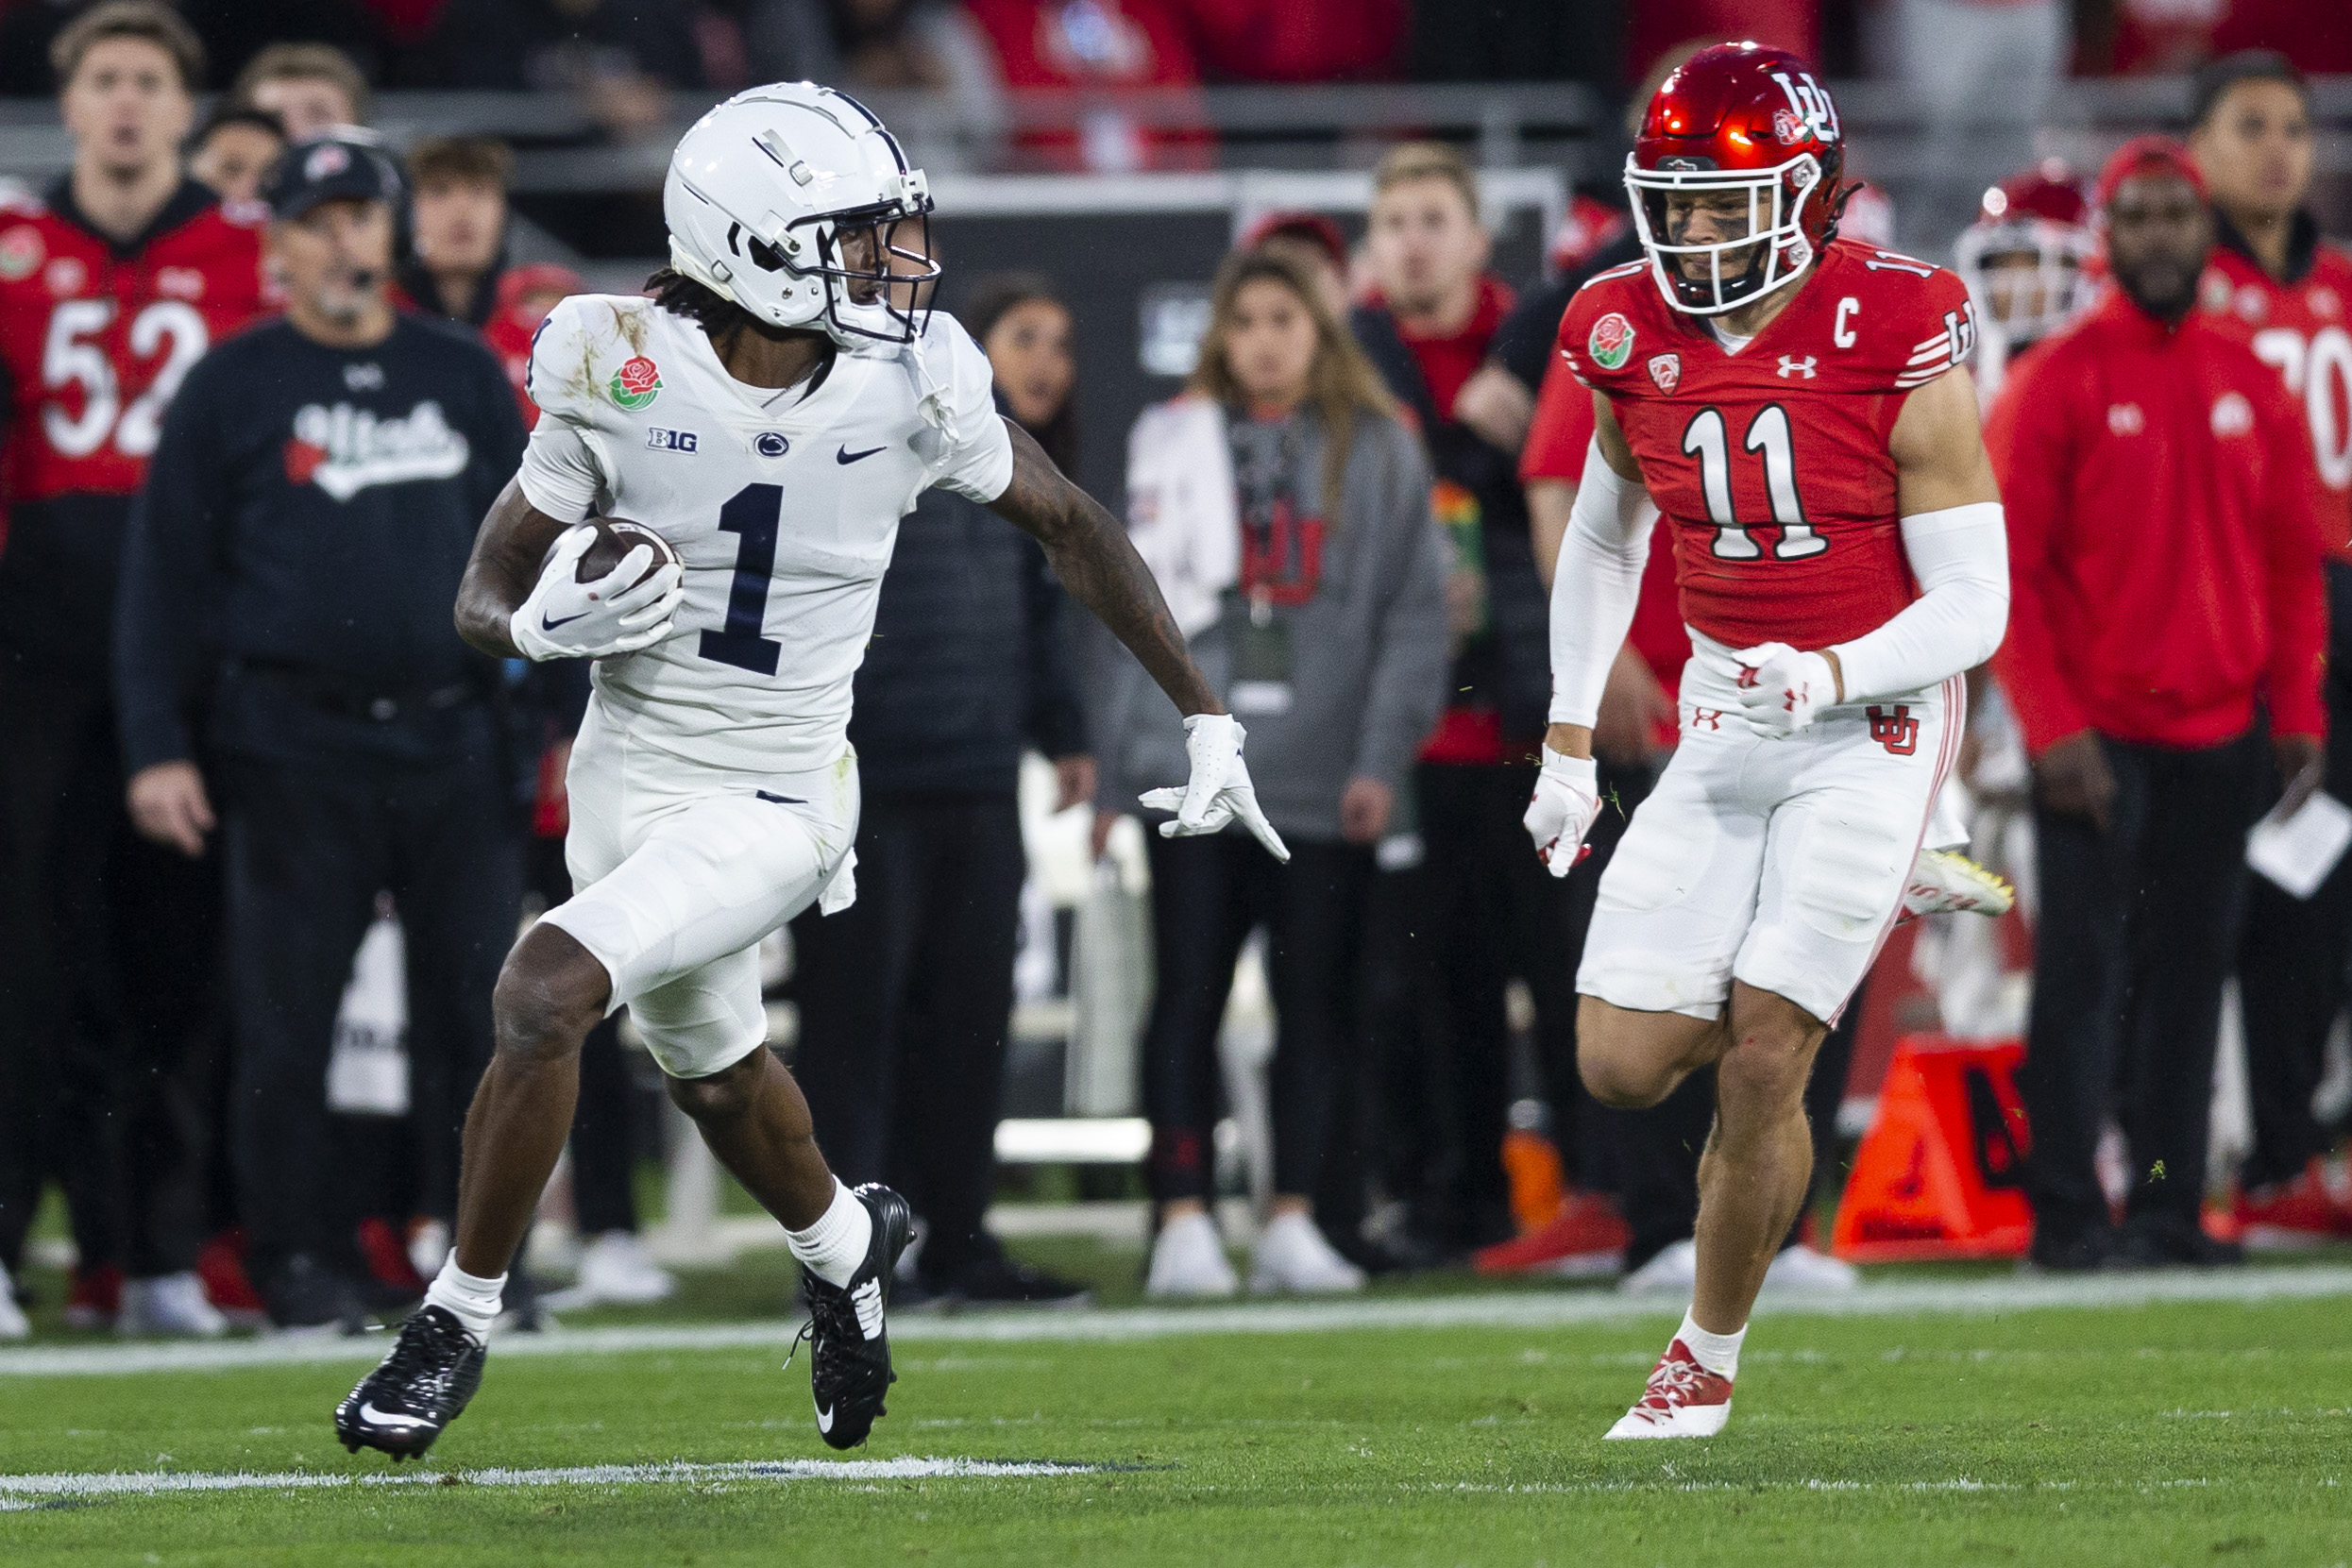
[517,295,1013,773]
[1556,237,1977,651]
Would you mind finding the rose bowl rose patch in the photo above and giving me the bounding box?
[610,356,662,410]
[1588,312,1634,372]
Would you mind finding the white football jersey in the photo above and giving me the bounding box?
[516,295,1013,771]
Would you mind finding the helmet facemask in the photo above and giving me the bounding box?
[1954,221,2093,348]
[784,197,939,347]
[1626,153,1831,316]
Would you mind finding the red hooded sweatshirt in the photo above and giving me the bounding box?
[1989,287,2327,756]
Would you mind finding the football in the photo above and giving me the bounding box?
[574,517,676,590]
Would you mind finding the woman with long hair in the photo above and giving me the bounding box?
[1099,248,1451,1295]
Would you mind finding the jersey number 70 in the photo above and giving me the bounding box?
[1681,403,1825,562]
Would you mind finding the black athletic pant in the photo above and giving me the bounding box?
[2021,730,2263,1239]
[2237,562,2352,1188]
[220,720,520,1270]
[1139,832,1368,1207]
[1411,760,1586,1245]
[790,791,1025,1284]
[0,658,222,1279]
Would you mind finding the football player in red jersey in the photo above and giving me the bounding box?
[1953,160,2097,406]
[1524,44,2009,1437]
[0,1,269,1338]
[2187,51,2352,1244]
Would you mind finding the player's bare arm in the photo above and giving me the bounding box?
[989,418,1220,719]
[453,479,568,659]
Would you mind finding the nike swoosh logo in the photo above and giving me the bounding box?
[836,445,888,464]
[815,1402,836,1433]
[359,1402,434,1430]
[542,610,593,631]
[754,791,804,805]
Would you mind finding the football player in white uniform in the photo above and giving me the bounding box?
[337,84,1284,1460]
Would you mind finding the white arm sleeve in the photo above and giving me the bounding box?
[1828,500,2009,703]
[1547,438,1660,727]
[516,418,603,522]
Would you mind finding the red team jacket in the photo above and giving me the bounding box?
[2197,223,2352,566]
[0,179,270,661]
[1988,290,2327,757]
[1557,238,1978,654]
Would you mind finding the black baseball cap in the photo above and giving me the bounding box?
[262,130,404,221]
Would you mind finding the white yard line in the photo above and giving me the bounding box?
[0,1456,1101,1504]
[2,1265,2347,1381]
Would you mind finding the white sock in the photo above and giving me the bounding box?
[1675,1309,1746,1379]
[424,1256,505,1339]
[787,1179,873,1290]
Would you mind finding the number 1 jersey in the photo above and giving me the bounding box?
[516,295,1014,773]
[1557,238,1977,651]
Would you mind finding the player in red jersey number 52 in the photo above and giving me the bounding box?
[1525,44,2009,1438]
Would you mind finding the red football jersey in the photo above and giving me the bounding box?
[2197,235,2352,565]
[0,181,271,506]
[1557,238,1977,651]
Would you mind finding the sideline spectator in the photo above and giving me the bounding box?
[397,135,515,328]
[0,0,269,1340]
[787,273,1097,1307]
[115,132,528,1328]
[1992,138,2327,1272]
[1240,211,1351,322]
[228,41,370,138]
[1351,142,1555,1255]
[960,0,1211,172]
[486,261,584,420]
[1105,247,1448,1296]
[2189,52,2352,1239]
[788,269,1097,1305]
[185,104,286,209]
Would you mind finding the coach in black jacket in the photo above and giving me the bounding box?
[788,277,1092,1305]
[114,134,528,1328]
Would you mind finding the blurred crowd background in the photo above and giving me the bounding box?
[0,0,2348,1339]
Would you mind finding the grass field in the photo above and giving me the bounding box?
[6,1244,2352,1566]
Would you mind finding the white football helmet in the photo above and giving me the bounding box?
[663,82,939,347]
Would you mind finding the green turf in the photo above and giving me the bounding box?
[6,1291,2350,1565]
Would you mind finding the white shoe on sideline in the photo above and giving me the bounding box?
[573,1231,677,1305]
[1762,1243,1859,1292]
[1144,1212,1238,1299]
[118,1272,228,1339]
[1617,1239,1698,1295]
[1248,1211,1366,1295]
[0,1261,28,1340]
[1903,848,2015,919]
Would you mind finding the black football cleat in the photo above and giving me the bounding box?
[333,1304,486,1460]
[799,1183,912,1450]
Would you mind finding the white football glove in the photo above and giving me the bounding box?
[1138,713,1291,863]
[510,526,685,661]
[1729,642,1837,738]
[1523,747,1601,878]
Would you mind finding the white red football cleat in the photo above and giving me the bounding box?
[1901,847,2016,920]
[1604,1340,1734,1439]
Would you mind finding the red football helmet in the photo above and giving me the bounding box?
[1625,42,1848,316]
[1953,160,2095,349]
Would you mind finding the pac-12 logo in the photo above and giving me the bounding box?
[609,355,662,410]
[1588,312,1634,371]
[1867,704,1920,756]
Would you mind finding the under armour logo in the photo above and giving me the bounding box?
[1691,707,1723,731]
[1867,704,1921,756]
[1777,355,1819,379]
